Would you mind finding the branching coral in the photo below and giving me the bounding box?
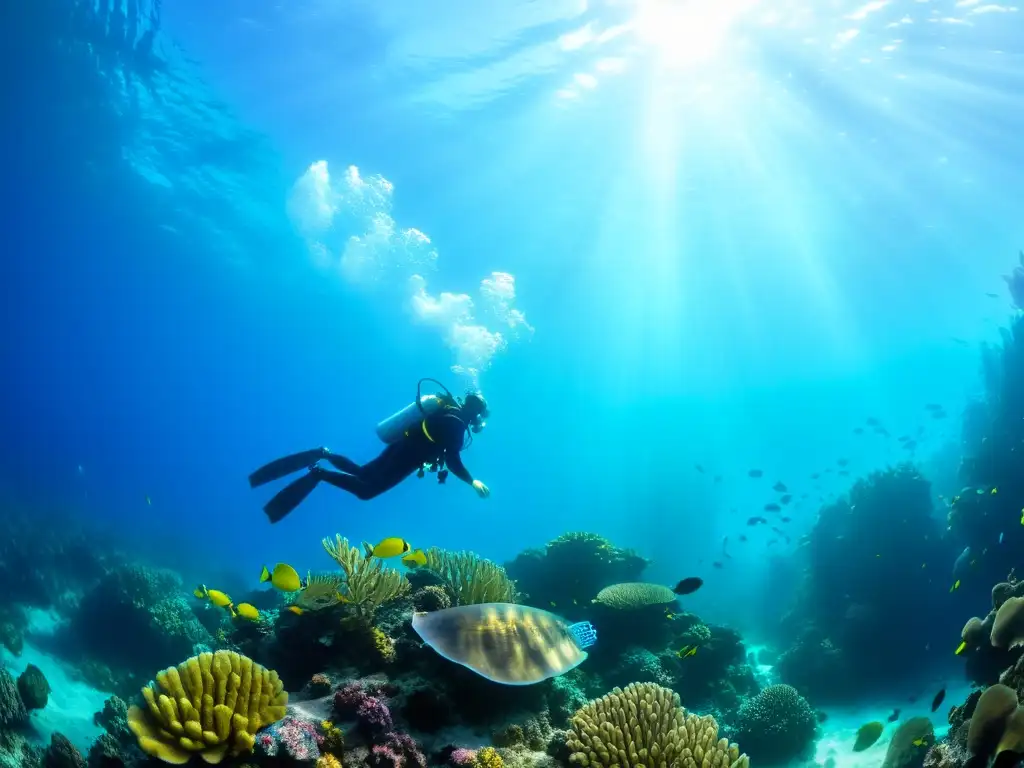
[566,682,748,768]
[126,650,287,764]
[424,548,518,605]
[322,535,410,619]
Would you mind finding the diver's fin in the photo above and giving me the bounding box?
[263,471,321,524]
[249,449,325,488]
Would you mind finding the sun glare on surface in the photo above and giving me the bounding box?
[631,0,761,68]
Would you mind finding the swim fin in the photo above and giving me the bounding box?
[249,448,326,488]
[263,470,322,524]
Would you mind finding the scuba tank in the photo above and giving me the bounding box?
[375,394,445,444]
[376,378,462,445]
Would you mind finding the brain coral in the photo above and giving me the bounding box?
[566,682,748,768]
[126,650,287,764]
[592,583,677,610]
[734,684,818,765]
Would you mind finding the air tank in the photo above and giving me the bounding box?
[376,395,444,444]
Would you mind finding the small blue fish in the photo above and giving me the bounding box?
[1000,532,1005,545]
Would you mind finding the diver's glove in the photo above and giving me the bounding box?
[472,480,491,498]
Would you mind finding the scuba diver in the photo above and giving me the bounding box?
[249,380,491,523]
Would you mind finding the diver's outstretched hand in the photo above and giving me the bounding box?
[472,480,491,498]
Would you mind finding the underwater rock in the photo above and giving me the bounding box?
[0,620,24,657]
[92,696,131,745]
[69,564,214,675]
[85,733,128,768]
[308,672,334,698]
[0,666,27,727]
[18,663,50,710]
[43,732,86,768]
[882,717,934,768]
[734,684,818,765]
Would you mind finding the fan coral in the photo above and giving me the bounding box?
[592,583,677,610]
[424,548,518,605]
[566,682,748,768]
[322,535,410,618]
[126,649,287,764]
[734,684,817,765]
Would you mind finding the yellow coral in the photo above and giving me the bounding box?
[371,627,396,663]
[320,719,345,756]
[317,755,343,768]
[476,746,505,768]
[126,650,287,764]
[567,682,748,768]
[322,535,410,618]
[423,548,518,605]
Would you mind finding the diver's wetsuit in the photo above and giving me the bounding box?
[249,408,475,523]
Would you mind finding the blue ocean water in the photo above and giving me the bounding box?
[3,0,1024,763]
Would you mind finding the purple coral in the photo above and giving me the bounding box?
[357,696,394,736]
[450,748,478,767]
[333,682,366,718]
[368,732,427,768]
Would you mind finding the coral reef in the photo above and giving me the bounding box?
[777,464,956,700]
[505,533,648,621]
[565,682,748,768]
[423,548,518,606]
[733,684,817,765]
[67,563,215,686]
[126,649,287,763]
[323,535,411,619]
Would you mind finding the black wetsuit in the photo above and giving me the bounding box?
[314,409,472,500]
[249,407,476,523]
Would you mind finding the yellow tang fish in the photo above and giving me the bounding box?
[261,563,304,592]
[955,641,967,655]
[194,585,233,609]
[287,605,304,615]
[401,549,427,568]
[950,580,961,593]
[235,603,260,621]
[364,538,412,559]
[676,645,698,658]
[912,738,929,747]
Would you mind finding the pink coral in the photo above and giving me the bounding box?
[357,696,394,736]
[367,733,427,768]
[450,748,478,767]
